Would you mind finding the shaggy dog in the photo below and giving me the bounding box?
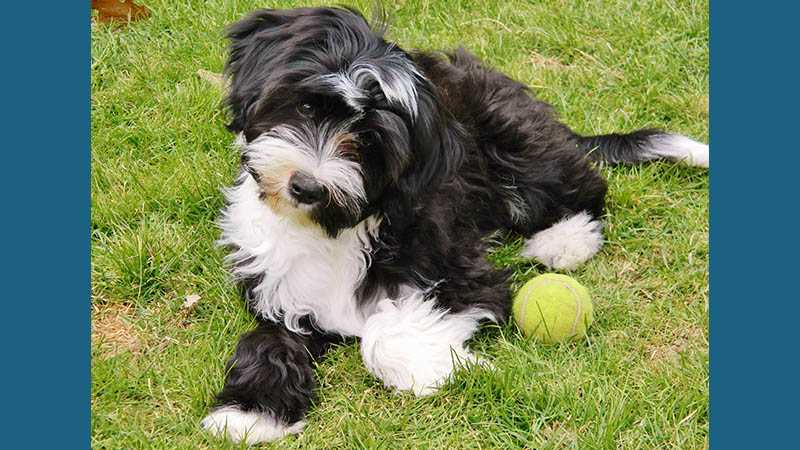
[200,6,708,444]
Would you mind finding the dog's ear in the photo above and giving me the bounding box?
[382,79,465,217]
[223,9,300,133]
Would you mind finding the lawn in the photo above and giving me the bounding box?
[91,0,709,448]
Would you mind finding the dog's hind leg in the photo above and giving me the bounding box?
[201,320,340,444]
[519,210,605,270]
[515,129,710,270]
[495,144,608,271]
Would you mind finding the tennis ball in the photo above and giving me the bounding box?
[512,274,594,343]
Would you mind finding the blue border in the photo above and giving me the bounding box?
[710,1,800,448]
[2,1,796,448]
[1,3,89,448]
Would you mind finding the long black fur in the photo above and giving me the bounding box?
[214,318,341,424]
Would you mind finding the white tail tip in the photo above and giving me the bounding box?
[645,134,709,168]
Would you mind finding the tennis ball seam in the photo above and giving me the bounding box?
[518,279,582,335]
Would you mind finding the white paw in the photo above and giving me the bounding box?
[360,294,486,396]
[521,211,603,270]
[201,406,305,445]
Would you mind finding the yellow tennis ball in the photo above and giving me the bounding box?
[512,274,594,343]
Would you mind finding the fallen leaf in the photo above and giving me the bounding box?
[182,294,201,309]
[92,0,151,24]
[197,69,224,85]
[197,69,229,91]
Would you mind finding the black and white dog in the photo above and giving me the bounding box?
[201,6,708,444]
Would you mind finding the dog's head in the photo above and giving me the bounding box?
[224,7,462,236]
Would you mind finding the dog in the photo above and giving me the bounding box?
[200,6,708,444]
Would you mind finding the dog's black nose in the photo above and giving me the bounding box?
[288,172,325,205]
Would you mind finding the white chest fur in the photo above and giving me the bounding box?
[219,173,379,337]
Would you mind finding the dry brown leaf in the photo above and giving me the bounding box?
[197,70,230,91]
[91,0,151,24]
[197,69,224,85]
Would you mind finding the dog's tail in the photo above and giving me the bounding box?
[576,128,709,168]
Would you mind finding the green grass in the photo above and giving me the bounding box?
[91,0,709,448]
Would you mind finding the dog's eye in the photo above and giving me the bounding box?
[297,102,315,118]
[359,133,375,149]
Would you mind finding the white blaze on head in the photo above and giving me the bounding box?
[245,124,366,214]
[316,53,422,118]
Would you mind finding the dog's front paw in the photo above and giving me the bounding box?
[360,295,481,396]
[201,406,305,445]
